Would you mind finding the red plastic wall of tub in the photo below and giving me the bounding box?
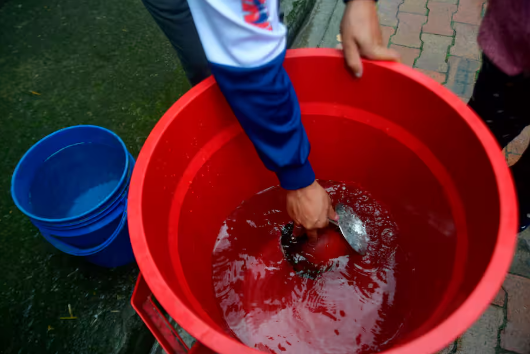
[129,49,517,354]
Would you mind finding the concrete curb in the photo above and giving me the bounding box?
[292,0,344,49]
[283,0,319,47]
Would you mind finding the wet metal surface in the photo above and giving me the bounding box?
[335,203,369,256]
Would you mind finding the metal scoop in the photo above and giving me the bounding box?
[329,203,368,255]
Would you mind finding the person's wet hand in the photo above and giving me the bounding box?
[340,0,400,78]
[286,181,339,244]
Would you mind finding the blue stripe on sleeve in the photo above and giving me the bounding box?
[210,50,315,190]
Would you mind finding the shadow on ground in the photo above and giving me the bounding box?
[0,0,190,352]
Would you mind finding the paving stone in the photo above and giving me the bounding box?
[415,33,452,72]
[291,0,339,49]
[391,12,426,48]
[378,0,402,27]
[453,0,485,25]
[434,0,457,3]
[450,23,480,60]
[381,26,396,48]
[423,1,457,36]
[504,127,530,167]
[414,68,446,83]
[501,274,530,353]
[522,226,530,251]
[390,44,420,66]
[282,0,320,46]
[509,228,530,279]
[455,306,503,354]
[319,0,345,48]
[444,56,480,97]
[399,0,427,15]
[492,287,506,307]
[437,341,456,353]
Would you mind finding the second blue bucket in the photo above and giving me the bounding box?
[11,125,136,267]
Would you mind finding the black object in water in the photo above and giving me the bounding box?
[280,223,337,280]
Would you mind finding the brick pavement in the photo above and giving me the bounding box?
[375,0,485,100]
[433,271,530,354]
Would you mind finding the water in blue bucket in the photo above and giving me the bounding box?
[12,125,136,267]
[29,143,124,219]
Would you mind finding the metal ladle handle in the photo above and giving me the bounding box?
[328,219,339,227]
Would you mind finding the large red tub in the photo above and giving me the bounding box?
[129,49,517,354]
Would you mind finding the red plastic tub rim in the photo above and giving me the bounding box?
[128,49,517,354]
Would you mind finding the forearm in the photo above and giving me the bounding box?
[187,0,315,190]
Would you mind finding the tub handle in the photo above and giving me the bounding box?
[131,274,216,354]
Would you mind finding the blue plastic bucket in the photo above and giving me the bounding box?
[11,125,136,267]
[42,208,135,267]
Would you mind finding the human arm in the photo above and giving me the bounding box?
[186,0,336,241]
[185,0,398,241]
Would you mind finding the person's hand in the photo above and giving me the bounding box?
[286,181,339,244]
[340,0,400,78]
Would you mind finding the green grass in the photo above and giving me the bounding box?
[0,0,189,352]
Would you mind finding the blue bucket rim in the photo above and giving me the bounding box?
[11,125,131,224]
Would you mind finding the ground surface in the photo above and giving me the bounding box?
[0,0,189,352]
[0,0,313,353]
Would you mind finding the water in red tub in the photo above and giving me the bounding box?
[211,181,412,354]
